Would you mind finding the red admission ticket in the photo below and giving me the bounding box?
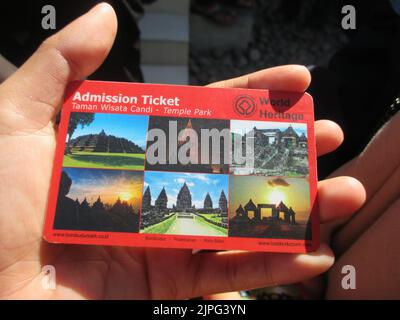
[44,80,318,253]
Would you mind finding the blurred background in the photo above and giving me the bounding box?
[0,0,399,299]
[0,0,351,85]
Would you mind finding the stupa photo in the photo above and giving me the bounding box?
[63,113,148,170]
[69,129,144,154]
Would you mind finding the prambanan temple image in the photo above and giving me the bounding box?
[140,182,228,231]
[145,117,230,174]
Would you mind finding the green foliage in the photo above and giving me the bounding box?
[68,112,95,137]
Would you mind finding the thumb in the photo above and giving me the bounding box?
[0,3,117,134]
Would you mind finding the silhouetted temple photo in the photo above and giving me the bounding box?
[53,169,141,233]
[229,175,312,240]
[234,199,297,225]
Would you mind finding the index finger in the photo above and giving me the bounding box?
[207,65,311,92]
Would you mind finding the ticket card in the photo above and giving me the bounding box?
[44,80,318,253]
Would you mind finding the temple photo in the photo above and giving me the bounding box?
[53,168,143,233]
[63,112,148,170]
[145,116,230,174]
[140,171,229,237]
[229,175,312,240]
[230,120,309,177]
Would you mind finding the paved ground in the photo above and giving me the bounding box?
[165,213,226,237]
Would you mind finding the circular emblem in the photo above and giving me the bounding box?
[233,95,257,117]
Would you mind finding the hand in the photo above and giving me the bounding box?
[323,110,400,299]
[0,3,365,299]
